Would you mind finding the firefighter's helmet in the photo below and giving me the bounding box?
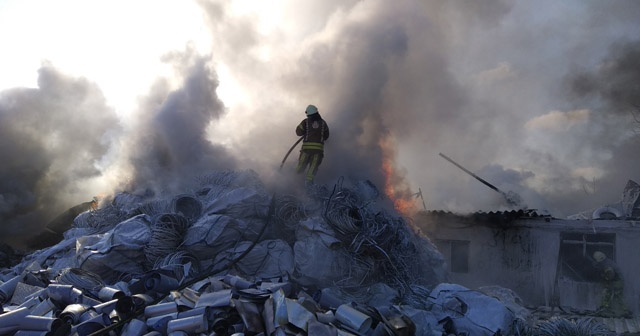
[305,105,318,115]
[593,251,606,262]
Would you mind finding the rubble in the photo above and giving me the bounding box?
[0,170,612,335]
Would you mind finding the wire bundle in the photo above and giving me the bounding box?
[274,195,306,231]
[196,170,266,194]
[196,170,244,188]
[324,187,364,239]
[55,267,105,296]
[322,182,428,298]
[219,192,271,220]
[172,195,203,223]
[535,317,611,336]
[73,204,128,234]
[153,250,201,280]
[136,199,172,217]
[401,284,432,309]
[145,213,189,268]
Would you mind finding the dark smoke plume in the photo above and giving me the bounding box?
[569,41,640,115]
[0,64,120,247]
[561,40,640,211]
[122,48,238,194]
[0,48,240,249]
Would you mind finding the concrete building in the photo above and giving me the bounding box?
[415,180,640,315]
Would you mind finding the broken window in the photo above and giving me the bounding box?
[436,239,470,273]
[557,232,616,282]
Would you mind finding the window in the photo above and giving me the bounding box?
[557,232,615,282]
[436,239,470,273]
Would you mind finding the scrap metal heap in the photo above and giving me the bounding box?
[0,170,611,335]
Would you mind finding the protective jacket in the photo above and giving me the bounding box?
[295,112,329,183]
[296,113,329,151]
[594,257,628,316]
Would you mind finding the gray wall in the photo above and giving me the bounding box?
[421,215,640,313]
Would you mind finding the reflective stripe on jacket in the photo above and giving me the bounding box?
[301,142,324,151]
[296,113,329,151]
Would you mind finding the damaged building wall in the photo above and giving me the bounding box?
[534,219,640,313]
[592,222,640,313]
[419,214,559,307]
[417,212,640,315]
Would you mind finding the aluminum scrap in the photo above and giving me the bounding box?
[0,268,422,335]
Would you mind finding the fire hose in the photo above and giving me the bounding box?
[279,136,303,171]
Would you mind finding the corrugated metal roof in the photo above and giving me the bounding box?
[418,209,552,228]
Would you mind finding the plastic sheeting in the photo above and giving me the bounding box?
[202,187,270,218]
[478,285,531,322]
[213,239,294,280]
[76,214,152,282]
[293,233,350,287]
[182,214,247,259]
[427,283,515,336]
[293,217,350,287]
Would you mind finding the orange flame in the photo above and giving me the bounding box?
[379,134,417,218]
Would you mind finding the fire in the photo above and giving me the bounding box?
[379,134,418,217]
[91,192,111,210]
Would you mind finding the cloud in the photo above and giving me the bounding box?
[474,62,517,85]
[525,109,591,132]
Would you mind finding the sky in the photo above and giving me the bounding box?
[0,0,639,247]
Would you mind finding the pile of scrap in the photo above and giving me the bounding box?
[0,170,525,335]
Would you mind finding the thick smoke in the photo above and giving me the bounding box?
[120,48,238,194]
[199,0,640,216]
[2,0,640,248]
[0,49,239,249]
[559,40,640,211]
[200,0,461,195]
[569,41,640,117]
[0,64,121,247]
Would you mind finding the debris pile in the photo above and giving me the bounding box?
[568,179,640,220]
[0,170,533,335]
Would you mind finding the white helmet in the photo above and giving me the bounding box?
[593,251,606,262]
[305,104,318,115]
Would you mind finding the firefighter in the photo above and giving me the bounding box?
[592,251,630,317]
[295,104,329,185]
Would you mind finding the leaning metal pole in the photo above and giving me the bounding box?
[438,152,523,207]
[439,153,500,192]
